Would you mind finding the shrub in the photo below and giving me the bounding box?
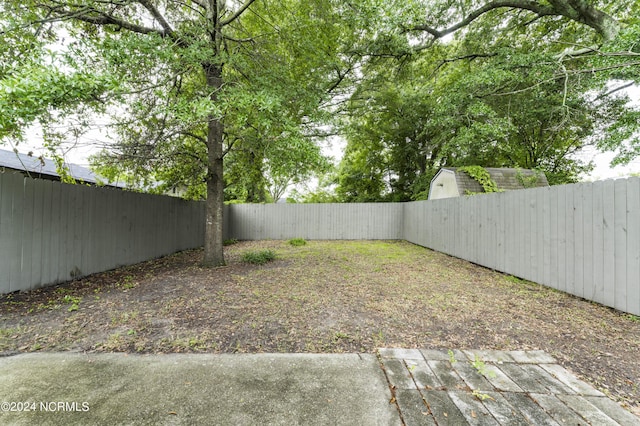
[288,238,307,247]
[241,250,276,265]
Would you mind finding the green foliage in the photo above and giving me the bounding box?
[515,169,542,189]
[223,239,239,246]
[458,166,500,194]
[288,238,307,247]
[334,0,639,201]
[241,250,277,265]
[470,356,496,378]
[62,295,81,312]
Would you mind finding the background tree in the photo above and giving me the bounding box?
[336,0,640,200]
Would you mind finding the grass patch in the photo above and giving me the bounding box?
[288,238,307,247]
[223,238,239,246]
[241,249,277,265]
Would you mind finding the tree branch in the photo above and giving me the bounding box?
[408,0,556,39]
[42,4,165,36]
[221,0,258,26]
[137,0,175,35]
[408,0,619,42]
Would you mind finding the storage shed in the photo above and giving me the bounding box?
[428,167,549,200]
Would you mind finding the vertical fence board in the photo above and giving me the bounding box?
[549,186,559,291]
[30,179,45,289]
[614,179,628,312]
[9,177,24,291]
[19,178,35,289]
[591,181,605,304]
[627,178,640,316]
[528,189,538,282]
[602,180,616,308]
[519,189,528,279]
[556,187,567,292]
[573,183,585,299]
[565,184,576,296]
[0,173,22,293]
[541,188,550,286]
[581,183,594,302]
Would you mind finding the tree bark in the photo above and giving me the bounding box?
[202,62,226,267]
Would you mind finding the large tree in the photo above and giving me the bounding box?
[1,0,355,266]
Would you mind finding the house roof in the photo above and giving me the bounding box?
[442,167,549,194]
[0,148,124,187]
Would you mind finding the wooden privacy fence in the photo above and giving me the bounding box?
[0,172,206,294]
[227,202,403,240]
[1,170,639,316]
[403,178,640,317]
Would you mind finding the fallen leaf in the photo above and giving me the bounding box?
[444,412,448,417]
[389,397,396,404]
[471,410,477,418]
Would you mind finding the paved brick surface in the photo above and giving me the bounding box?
[378,349,640,426]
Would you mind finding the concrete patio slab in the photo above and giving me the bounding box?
[0,352,399,425]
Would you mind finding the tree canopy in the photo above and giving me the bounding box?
[333,0,640,201]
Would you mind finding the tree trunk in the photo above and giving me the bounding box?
[202,62,226,267]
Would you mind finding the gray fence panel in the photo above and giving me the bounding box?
[0,174,206,293]
[227,203,403,241]
[628,178,640,316]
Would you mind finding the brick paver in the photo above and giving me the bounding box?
[378,349,640,426]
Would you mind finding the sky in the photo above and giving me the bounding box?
[9,86,640,183]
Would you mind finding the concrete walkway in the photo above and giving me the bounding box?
[0,349,637,425]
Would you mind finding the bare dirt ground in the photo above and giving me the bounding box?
[1,240,639,414]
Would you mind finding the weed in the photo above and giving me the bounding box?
[624,314,640,322]
[111,311,139,326]
[117,275,137,290]
[241,249,277,265]
[448,349,457,364]
[471,356,497,378]
[62,295,81,312]
[505,275,524,284]
[127,329,137,336]
[334,331,350,340]
[189,337,205,349]
[472,390,494,401]
[103,333,123,350]
[373,330,385,346]
[223,238,239,246]
[288,238,307,247]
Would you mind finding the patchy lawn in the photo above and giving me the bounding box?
[1,240,639,413]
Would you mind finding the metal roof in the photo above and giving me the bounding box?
[0,148,124,187]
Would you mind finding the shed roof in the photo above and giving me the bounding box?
[0,148,124,187]
[442,167,549,194]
